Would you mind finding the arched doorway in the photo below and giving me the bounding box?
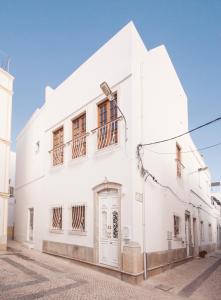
[93,182,121,269]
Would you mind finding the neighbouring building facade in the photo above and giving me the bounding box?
[0,66,13,251]
[211,182,221,249]
[8,152,16,240]
[15,22,220,282]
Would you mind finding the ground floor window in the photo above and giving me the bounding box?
[51,207,63,230]
[71,205,86,232]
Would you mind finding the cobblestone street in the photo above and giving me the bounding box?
[0,242,221,300]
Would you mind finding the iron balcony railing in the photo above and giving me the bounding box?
[92,117,120,149]
[71,133,88,159]
[49,145,64,166]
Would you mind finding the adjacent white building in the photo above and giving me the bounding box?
[211,182,221,249]
[0,65,13,251]
[15,22,220,281]
[8,151,16,240]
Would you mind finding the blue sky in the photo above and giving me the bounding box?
[0,0,220,180]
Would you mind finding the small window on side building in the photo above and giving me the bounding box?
[208,223,212,241]
[174,215,180,237]
[200,221,204,242]
[176,143,182,177]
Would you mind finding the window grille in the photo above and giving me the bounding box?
[52,207,62,230]
[174,215,180,237]
[71,205,85,232]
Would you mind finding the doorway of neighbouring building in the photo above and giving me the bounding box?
[28,208,34,241]
[193,217,199,257]
[185,212,191,257]
[98,190,120,268]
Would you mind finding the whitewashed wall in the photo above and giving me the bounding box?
[15,22,143,250]
[137,45,219,253]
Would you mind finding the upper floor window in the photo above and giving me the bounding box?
[52,127,64,166]
[72,113,87,159]
[97,93,118,149]
[176,143,182,177]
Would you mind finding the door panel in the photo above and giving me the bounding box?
[99,191,120,268]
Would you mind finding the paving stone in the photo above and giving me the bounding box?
[1,241,220,300]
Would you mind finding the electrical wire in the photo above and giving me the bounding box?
[137,145,219,210]
[136,117,221,214]
[141,117,221,147]
[143,141,221,155]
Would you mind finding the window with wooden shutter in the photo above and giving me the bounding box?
[72,113,86,158]
[53,127,64,166]
[97,93,118,149]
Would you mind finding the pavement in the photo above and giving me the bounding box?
[0,241,220,300]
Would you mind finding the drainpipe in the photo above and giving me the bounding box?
[142,174,147,279]
[140,62,147,280]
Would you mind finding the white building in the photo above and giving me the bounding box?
[8,152,16,240]
[211,182,221,249]
[0,66,13,251]
[15,22,220,281]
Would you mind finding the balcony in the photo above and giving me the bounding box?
[50,145,64,166]
[72,133,87,159]
[92,118,119,149]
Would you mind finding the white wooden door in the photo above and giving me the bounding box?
[99,191,120,268]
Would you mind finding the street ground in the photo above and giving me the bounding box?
[0,241,221,300]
